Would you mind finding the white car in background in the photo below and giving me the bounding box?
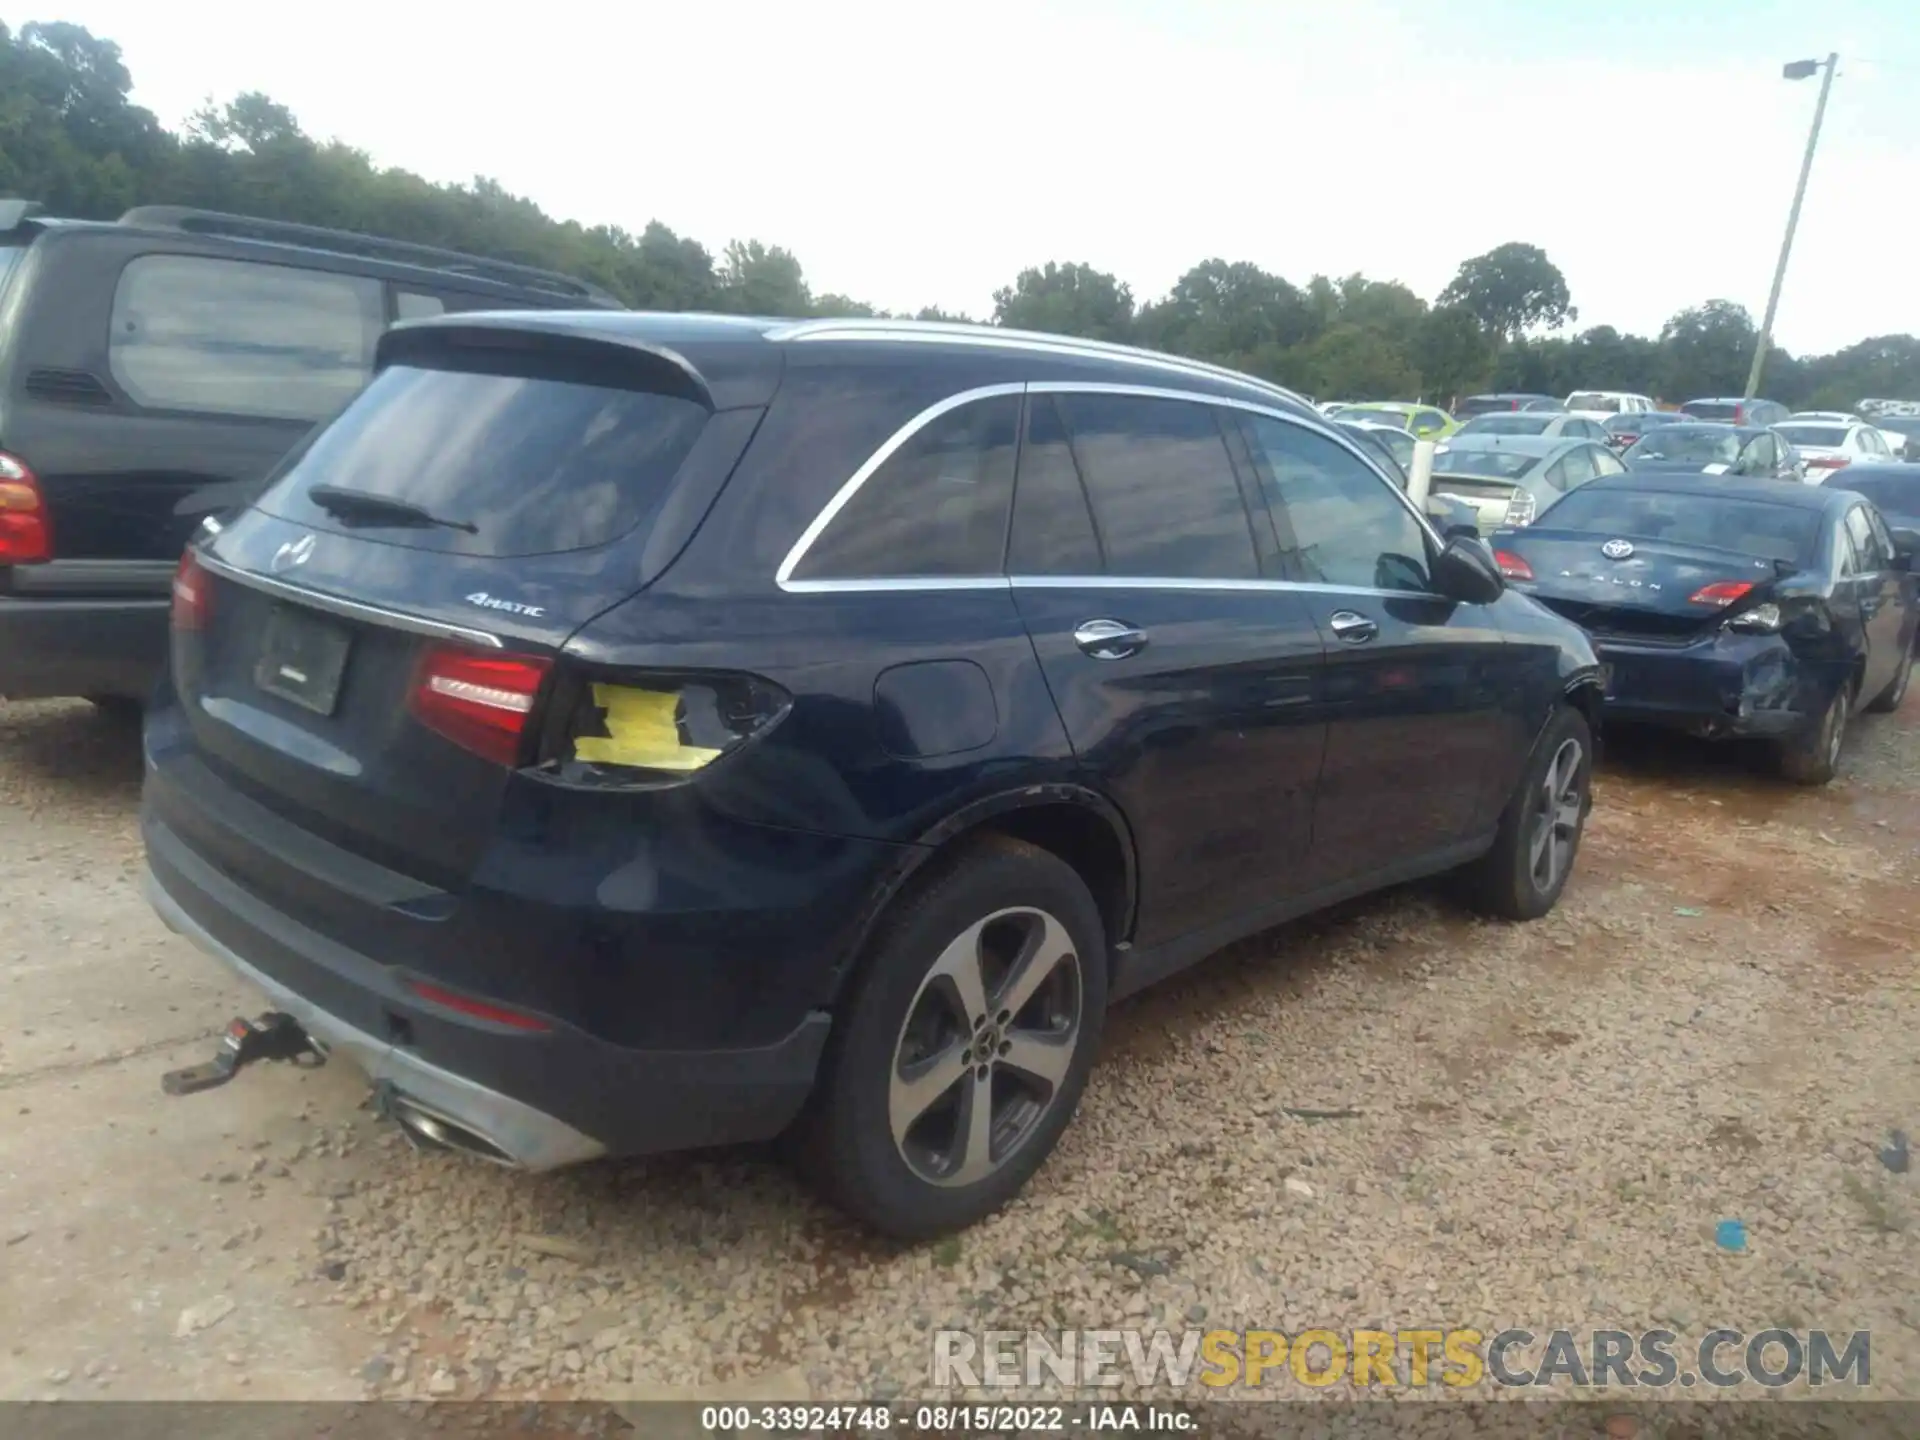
[1771,418,1897,479]
[1790,410,1914,463]
[1565,390,1657,422]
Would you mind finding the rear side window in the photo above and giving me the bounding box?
[1008,396,1103,574]
[791,394,1019,580]
[1243,416,1431,592]
[1054,393,1257,580]
[259,364,709,557]
[395,291,447,321]
[109,255,385,421]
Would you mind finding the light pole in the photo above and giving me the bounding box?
[1744,53,1838,401]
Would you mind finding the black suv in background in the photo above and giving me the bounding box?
[0,200,619,710]
[142,315,1604,1236]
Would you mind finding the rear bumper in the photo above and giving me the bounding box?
[0,594,167,700]
[1597,632,1836,739]
[145,816,834,1165]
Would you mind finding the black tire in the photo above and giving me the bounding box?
[794,836,1107,1240]
[1775,682,1850,785]
[1460,704,1593,921]
[1866,646,1912,714]
[85,695,143,725]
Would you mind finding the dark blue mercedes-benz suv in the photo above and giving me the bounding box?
[142,313,1604,1237]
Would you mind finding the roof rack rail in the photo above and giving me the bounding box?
[0,199,46,231]
[115,206,620,306]
[765,318,1314,410]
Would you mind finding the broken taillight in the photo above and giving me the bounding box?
[408,644,553,767]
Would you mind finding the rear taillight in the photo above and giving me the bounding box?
[170,550,212,631]
[0,452,51,564]
[1732,406,1746,425]
[1806,455,1848,468]
[541,673,792,787]
[1504,490,1537,527]
[1493,549,1535,580]
[409,644,553,767]
[1690,580,1756,607]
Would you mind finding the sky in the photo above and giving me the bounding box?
[10,0,1919,355]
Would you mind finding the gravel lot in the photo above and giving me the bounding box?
[3,689,1917,1408]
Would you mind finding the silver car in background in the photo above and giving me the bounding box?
[1429,435,1629,534]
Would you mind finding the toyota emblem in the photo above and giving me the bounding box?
[1601,538,1635,560]
[271,535,316,573]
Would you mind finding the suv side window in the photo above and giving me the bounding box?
[792,394,1020,581]
[109,255,385,422]
[1008,395,1103,575]
[1242,416,1431,592]
[1053,393,1258,579]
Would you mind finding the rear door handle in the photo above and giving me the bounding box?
[1073,618,1148,660]
[1328,610,1378,644]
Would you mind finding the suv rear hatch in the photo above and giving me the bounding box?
[155,322,762,892]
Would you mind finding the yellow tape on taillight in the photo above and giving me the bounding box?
[571,684,723,772]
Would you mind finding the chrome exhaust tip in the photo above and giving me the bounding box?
[389,1096,520,1167]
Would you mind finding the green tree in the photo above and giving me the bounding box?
[1135,259,1314,369]
[1658,300,1757,400]
[1439,242,1575,341]
[718,240,810,317]
[1414,305,1492,405]
[991,261,1134,342]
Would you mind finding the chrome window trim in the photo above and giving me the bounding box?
[774,380,1439,593]
[196,550,505,649]
[1009,574,1447,602]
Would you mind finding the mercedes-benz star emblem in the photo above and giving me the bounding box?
[1601,538,1635,560]
[271,535,316,573]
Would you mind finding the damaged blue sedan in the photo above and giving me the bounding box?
[1488,473,1917,784]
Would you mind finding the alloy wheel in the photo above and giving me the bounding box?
[1527,737,1585,896]
[888,907,1082,1188]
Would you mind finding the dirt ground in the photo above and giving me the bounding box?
[2,690,1917,1406]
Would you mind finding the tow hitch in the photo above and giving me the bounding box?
[161,1012,324,1095]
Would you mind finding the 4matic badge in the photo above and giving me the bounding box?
[465,591,546,618]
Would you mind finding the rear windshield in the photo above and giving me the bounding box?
[1774,424,1850,448]
[1537,488,1817,566]
[1624,427,1741,466]
[1681,400,1740,421]
[1462,414,1554,435]
[1831,471,1920,511]
[258,364,709,557]
[1607,412,1679,434]
[1453,397,1517,419]
[1345,408,1409,429]
[1567,393,1625,413]
[1433,448,1540,480]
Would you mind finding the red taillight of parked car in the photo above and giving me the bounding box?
[0,452,51,564]
[170,550,213,630]
[1493,549,1535,580]
[408,643,553,766]
[1690,581,1756,607]
[1805,454,1849,469]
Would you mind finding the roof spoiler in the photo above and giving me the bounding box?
[376,319,713,408]
[0,199,45,232]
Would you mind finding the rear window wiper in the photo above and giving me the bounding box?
[306,484,477,534]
